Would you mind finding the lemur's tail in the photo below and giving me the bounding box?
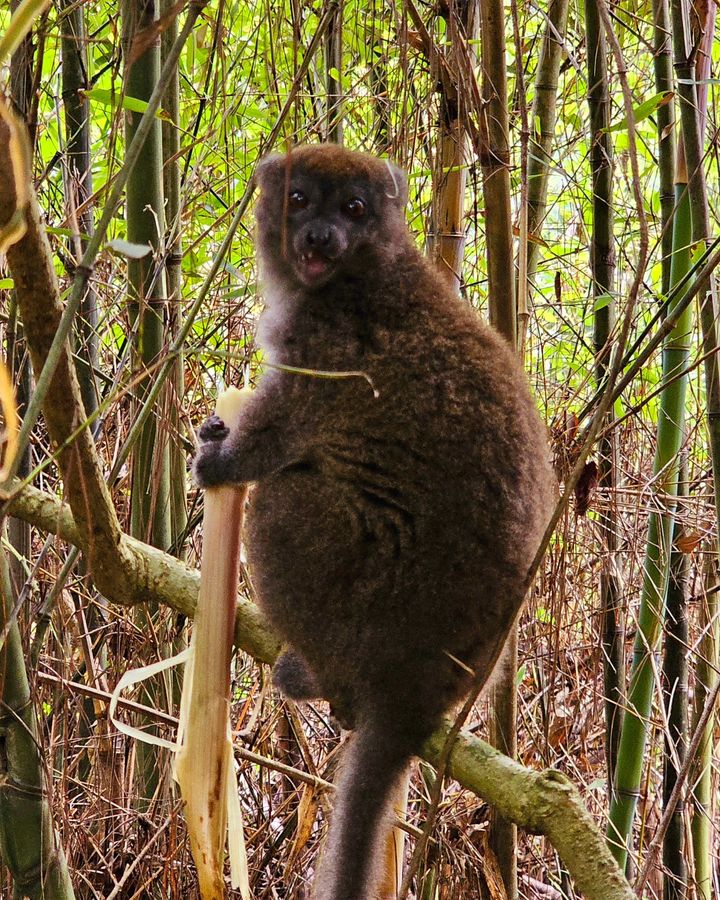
[312,716,416,900]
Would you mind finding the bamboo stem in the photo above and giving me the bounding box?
[586,0,624,793]
[690,559,719,900]
[661,469,689,899]
[606,180,693,873]
[175,387,251,900]
[479,0,517,891]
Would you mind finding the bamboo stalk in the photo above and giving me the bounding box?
[586,0,624,794]
[650,0,676,297]
[480,0,515,342]
[122,0,171,552]
[606,183,693,871]
[670,0,720,541]
[667,6,719,893]
[122,0,173,804]
[690,557,718,900]
[59,0,98,417]
[160,0,188,552]
[661,469,689,899]
[479,0,517,888]
[0,528,76,900]
[174,387,251,900]
[325,0,343,144]
[525,0,570,286]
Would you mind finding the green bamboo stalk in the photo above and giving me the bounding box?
[0,528,76,900]
[585,0,624,793]
[122,0,172,807]
[479,0,516,893]
[606,180,693,869]
[428,0,477,295]
[585,0,614,313]
[480,0,515,342]
[59,0,98,418]
[668,6,720,893]
[325,0,343,144]
[123,0,171,551]
[661,468,689,900]
[160,0,187,554]
[670,0,720,533]
[651,0,676,297]
[159,0,187,723]
[525,0,570,285]
[690,559,719,900]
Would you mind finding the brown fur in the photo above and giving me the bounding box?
[194,144,554,899]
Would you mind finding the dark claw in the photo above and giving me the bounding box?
[199,414,229,442]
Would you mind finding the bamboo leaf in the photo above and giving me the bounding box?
[675,531,702,553]
[84,86,168,117]
[606,90,674,133]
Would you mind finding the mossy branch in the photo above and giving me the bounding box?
[4,479,632,899]
[423,730,633,900]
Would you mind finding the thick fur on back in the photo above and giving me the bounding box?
[194,144,555,899]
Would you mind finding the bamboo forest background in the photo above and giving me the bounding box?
[0,0,718,897]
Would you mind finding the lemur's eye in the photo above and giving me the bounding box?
[344,197,367,219]
[288,189,308,209]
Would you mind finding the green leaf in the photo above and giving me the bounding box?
[46,225,83,239]
[607,91,674,133]
[85,87,166,118]
[593,293,614,311]
[536,606,554,625]
[0,278,14,289]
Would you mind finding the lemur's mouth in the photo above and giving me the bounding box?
[297,249,334,284]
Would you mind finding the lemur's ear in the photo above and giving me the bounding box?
[254,152,288,189]
[383,160,408,208]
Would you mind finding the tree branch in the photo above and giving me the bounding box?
[4,481,279,665]
[5,477,632,899]
[0,113,132,595]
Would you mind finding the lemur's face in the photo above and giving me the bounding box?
[255,145,408,291]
